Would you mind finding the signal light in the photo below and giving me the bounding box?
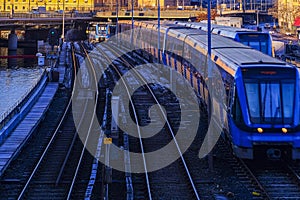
[282,128,288,133]
[257,128,263,133]
[48,28,58,46]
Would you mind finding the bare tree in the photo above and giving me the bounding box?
[196,9,219,22]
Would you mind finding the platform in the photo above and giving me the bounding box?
[0,82,58,177]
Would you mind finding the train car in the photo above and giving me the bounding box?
[175,21,273,57]
[87,22,116,42]
[118,20,300,160]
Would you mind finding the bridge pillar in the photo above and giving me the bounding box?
[8,29,18,51]
[8,50,17,67]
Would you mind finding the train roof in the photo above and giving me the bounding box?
[175,21,270,39]
[164,22,288,73]
[125,21,289,75]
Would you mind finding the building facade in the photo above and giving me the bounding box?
[0,0,93,12]
[278,0,300,33]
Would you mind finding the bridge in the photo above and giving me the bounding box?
[0,9,272,27]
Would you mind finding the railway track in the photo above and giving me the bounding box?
[0,87,70,199]
[67,41,103,199]
[216,136,300,199]
[244,159,300,199]
[93,41,201,199]
[0,41,102,199]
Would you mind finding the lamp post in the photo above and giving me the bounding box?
[116,0,118,42]
[131,0,134,30]
[10,0,14,19]
[157,0,160,62]
[207,0,213,172]
[62,0,65,42]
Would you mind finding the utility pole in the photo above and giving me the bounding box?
[257,10,259,28]
[157,0,160,62]
[62,0,65,42]
[207,0,213,172]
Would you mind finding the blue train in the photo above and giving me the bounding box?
[175,21,273,57]
[118,20,300,159]
[87,22,116,42]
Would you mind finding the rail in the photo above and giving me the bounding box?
[66,42,99,199]
[97,42,201,199]
[107,43,201,200]
[94,44,153,200]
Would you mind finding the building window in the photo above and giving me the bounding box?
[15,6,18,9]
[23,6,25,9]
[7,6,10,9]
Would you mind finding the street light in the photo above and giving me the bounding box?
[62,0,65,42]
[157,0,160,62]
[207,0,213,172]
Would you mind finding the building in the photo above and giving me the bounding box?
[215,16,243,28]
[278,0,300,34]
[0,0,94,12]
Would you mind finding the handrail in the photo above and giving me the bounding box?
[0,69,46,128]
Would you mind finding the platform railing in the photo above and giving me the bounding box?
[0,69,46,129]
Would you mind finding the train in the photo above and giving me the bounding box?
[174,21,273,57]
[87,22,116,42]
[116,20,300,160]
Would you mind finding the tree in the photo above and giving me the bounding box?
[268,0,278,20]
[196,9,219,22]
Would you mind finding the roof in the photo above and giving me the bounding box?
[294,17,300,26]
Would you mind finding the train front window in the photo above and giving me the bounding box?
[98,25,107,35]
[239,34,268,54]
[245,80,294,124]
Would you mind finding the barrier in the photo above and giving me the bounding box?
[0,70,47,138]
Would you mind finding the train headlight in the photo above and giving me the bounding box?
[257,128,263,133]
[282,128,288,133]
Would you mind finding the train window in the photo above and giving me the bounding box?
[239,34,269,55]
[282,82,294,120]
[260,82,282,123]
[245,82,260,122]
[244,80,295,124]
[232,89,243,125]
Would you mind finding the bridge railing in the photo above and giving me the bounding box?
[0,12,93,18]
[96,10,201,18]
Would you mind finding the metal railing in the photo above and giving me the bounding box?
[0,12,93,19]
[0,69,46,128]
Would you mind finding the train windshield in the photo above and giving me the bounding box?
[238,34,269,54]
[244,80,294,124]
[243,68,295,124]
[98,25,108,35]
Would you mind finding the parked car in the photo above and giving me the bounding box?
[264,23,271,28]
